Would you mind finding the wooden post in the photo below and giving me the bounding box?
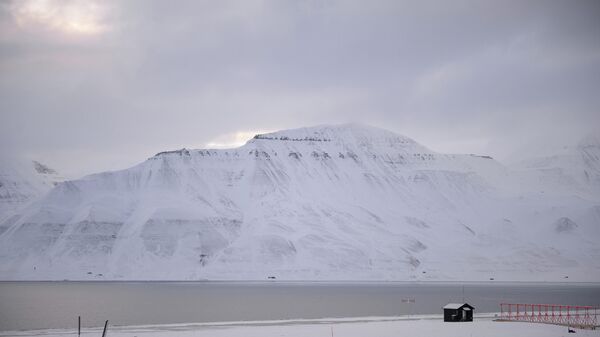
[101,320,108,337]
[78,316,81,337]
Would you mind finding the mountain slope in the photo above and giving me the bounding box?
[0,124,598,281]
[509,132,600,198]
[0,157,63,223]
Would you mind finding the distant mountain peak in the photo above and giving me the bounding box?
[152,124,430,159]
[247,123,430,154]
[257,123,415,141]
[0,158,64,217]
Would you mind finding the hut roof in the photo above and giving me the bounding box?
[443,303,474,310]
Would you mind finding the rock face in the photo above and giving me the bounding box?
[0,124,599,281]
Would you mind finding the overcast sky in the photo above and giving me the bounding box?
[1,0,599,178]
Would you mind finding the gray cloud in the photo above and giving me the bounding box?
[1,0,599,177]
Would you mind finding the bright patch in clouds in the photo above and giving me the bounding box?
[204,131,272,149]
[10,0,109,35]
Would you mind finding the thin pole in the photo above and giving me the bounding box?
[101,320,108,337]
[78,316,80,337]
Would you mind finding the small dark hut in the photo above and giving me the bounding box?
[443,303,474,322]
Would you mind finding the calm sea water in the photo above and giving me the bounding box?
[0,281,599,331]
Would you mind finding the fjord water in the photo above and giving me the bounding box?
[1,282,599,331]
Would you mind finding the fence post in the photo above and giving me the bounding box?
[101,320,108,337]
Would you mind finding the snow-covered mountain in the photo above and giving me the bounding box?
[509,132,600,199]
[0,124,598,281]
[0,157,63,220]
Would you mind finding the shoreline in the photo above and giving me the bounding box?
[2,283,598,332]
[1,280,600,285]
[2,314,599,337]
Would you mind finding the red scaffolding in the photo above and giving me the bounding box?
[499,303,598,329]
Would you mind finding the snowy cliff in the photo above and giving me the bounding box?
[0,124,598,281]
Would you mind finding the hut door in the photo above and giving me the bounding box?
[462,310,466,321]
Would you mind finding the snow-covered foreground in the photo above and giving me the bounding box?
[2,315,599,337]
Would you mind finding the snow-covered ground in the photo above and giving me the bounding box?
[1,315,599,337]
[0,124,599,281]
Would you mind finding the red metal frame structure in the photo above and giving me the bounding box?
[499,303,598,329]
